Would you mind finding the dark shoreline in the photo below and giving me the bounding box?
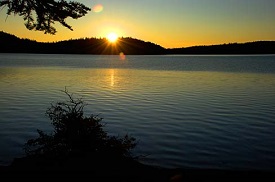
[1,157,274,182]
[1,166,274,182]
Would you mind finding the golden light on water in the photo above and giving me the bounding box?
[110,69,115,87]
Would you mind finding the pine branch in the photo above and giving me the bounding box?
[0,0,91,34]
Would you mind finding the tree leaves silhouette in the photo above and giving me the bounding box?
[0,0,91,34]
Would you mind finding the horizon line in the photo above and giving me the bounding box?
[1,31,275,49]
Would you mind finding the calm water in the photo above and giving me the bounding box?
[1,54,275,170]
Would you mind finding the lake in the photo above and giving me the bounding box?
[1,53,275,170]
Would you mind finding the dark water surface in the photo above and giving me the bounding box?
[1,54,275,170]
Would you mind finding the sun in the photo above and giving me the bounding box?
[107,32,118,43]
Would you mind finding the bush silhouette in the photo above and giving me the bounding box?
[24,89,136,165]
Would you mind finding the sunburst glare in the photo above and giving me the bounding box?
[107,32,118,43]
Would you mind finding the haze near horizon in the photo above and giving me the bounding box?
[0,0,275,48]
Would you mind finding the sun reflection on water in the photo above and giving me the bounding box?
[110,69,115,87]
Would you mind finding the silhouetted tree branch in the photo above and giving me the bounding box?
[0,0,91,34]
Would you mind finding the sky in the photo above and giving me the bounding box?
[1,0,275,48]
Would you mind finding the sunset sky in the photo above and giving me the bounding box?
[1,0,275,48]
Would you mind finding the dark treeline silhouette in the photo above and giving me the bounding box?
[1,31,275,55]
[0,31,164,55]
[167,42,275,54]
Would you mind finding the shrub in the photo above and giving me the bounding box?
[24,89,136,163]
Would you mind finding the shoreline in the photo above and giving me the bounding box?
[1,157,274,182]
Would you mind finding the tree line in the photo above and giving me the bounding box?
[1,31,275,55]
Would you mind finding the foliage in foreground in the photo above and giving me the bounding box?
[24,89,136,163]
[0,0,91,34]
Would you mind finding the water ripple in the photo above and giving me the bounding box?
[1,55,275,170]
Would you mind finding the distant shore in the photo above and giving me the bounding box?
[1,31,275,55]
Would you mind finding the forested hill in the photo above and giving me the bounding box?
[1,31,275,54]
[0,31,164,55]
[167,41,275,54]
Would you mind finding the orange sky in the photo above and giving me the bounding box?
[1,0,275,48]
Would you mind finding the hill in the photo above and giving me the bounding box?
[1,31,275,54]
[0,31,164,55]
[167,42,275,54]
